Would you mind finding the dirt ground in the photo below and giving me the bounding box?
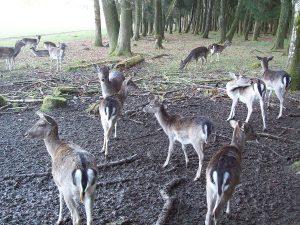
[0,34,299,225]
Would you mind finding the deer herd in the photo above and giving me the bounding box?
[0,35,292,225]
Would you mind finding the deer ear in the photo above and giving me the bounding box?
[268,56,274,61]
[229,72,238,80]
[256,56,262,60]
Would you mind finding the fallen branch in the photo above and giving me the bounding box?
[97,154,138,169]
[258,132,300,144]
[151,54,170,59]
[7,98,43,103]
[115,55,145,69]
[155,178,185,225]
[68,59,120,71]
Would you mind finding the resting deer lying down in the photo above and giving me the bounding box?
[143,97,214,181]
[208,40,231,61]
[95,65,125,98]
[22,35,41,48]
[226,72,267,130]
[99,77,138,156]
[180,46,209,70]
[30,47,50,57]
[205,120,257,225]
[25,112,98,225]
[256,56,292,119]
[0,40,25,70]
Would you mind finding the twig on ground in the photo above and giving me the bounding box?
[151,54,170,59]
[97,154,138,169]
[258,132,300,144]
[7,98,43,103]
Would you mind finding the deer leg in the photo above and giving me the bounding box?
[259,98,267,130]
[213,195,227,225]
[181,144,189,167]
[274,88,284,119]
[205,185,216,225]
[114,122,117,138]
[267,90,272,108]
[245,101,253,123]
[84,194,94,225]
[64,195,81,225]
[163,139,175,168]
[104,124,114,156]
[193,142,204,181]
[226,200,230,214]
[56,191,65,225]
[56,59,59,71]
[227,98,238,121]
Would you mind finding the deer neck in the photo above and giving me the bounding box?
[230,127,245,152]
[44,131,62,160]
[155,105,173,133]
[261,61,268,72]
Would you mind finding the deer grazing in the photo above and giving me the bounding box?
[0,40,26,70]
[21,35,41,48]
[256,56,292,119]
[49,43,67,71]
[179,46,209,70]
[205,120,257,225]
[99,77,138,156]
[95,65,125,98]
[30,47,50,57]
[226,72,267,131]
[24,111,98,225]
[143,97,214,181]
[208,40,231,61]
[43,41,56,50]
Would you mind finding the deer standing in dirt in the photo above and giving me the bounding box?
[256,56,292,119]
[208,41,231,61]
[179,46,209,70]
[30,47,50,57]
[226,72,267,130]
[205,120,257,225]
[21,35,41,48]
[49,43,67,71]
[95,65,125,98]
[0,40,25,70]
[143,97,214,181]
[99,77,138,156]
[24,111,98,225]
[43,41,56,50]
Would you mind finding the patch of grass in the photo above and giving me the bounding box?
[292,161,300,174]
[0,95,7,107]
[40,96,67,112]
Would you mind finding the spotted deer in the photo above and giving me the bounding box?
[256,56,292,118]
[99,77,138,156]
[24,112,98,225]
[205,120,257,225]
[43,41,56,50]
[208,40,231,61]
[0,40,25,70]
[143,97,214,181]
[30,47,50,57]
[226,72,267,130]
[179,46,209,70]
[22,35,41,48]
[49,43,67,71]
[95,65,125,98]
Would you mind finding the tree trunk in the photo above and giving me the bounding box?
[194,0,202,34]
[94,0,103,46]
[102,0,119,54]
[185,0,197,33]
[202,0,214,38]
[287,0,300,90]
[142,1,147,37]
[113,0,132,56]
[148,19,153,35]
[274,0,291,49]
[154,0,163,49]
[178,10,182,33]
[226,0,243,42]
[132,0,142,41]
[252,20,261,41]
[201,0,207,33]
[244,16,253,41]
[219,0,226,43]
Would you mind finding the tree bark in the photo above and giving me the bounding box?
[203,0,214,38]
[201,0,207,33]
[252,20,261,41]
[154,0,163,49]
[132,0,142,41]
[194,0,202,34]
[185,0,197,33]
[113,0,132,56]
[142,1,147,37]
[94,0,103,46]
[102,0,120,54]
[244,16,253,41]
[274,0,291,49]
[226,0,243,42]
[219,0,226,43]
[287,0,300,90]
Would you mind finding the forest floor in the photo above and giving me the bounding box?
[0,33,299,225]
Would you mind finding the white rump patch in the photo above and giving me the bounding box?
[222,172,230,192]
[74,169,82,186]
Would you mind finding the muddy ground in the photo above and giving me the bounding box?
[0,34,299,225]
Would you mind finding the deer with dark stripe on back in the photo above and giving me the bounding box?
[179,46,209,70]
[24,112,98,225]
[208,40,231,62]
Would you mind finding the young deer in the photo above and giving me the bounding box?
[22,35,41,48]
[99,77,138,156]
[143,97,214,181]
[256,56,292,118]
[95,65,125,98]
[30,47,50,57]
[226,72,267,130]
[0,40,25,70]
[43,41,56,50]
[24,112,98,225]
[208,40,231,61]
[49,43,67,71]
[179,46,209,70]
[205,120,257,225]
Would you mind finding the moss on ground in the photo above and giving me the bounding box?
[0,95,7,107]
[86,102,100,115]
[40,96,67,112]
[53,86,80,97]
[292,160,300,174]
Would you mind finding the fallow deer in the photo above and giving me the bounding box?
[24,111,98,225]
[256,56,292,118]
[21,35,41,48]
[43,41,56,50]
[226,72,267,130]
[49,43,67,71]
[30,47,50,57]
[205,120,257,225]
[208,40,231,61]
[143,97,214,181]
[179,46,209,70]
[0,40,25,70]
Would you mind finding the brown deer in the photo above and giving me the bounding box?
[143,97,214,181]
[179,46,209,70]
[256,56,292,119]
[24,112,98,225]
[49,43,67,71]
[43,41,56,50]
[0,40,26,70]
[21,35,41,48]
[30,47,50,57]
[208,40,231,61]
[205,120,257,225]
